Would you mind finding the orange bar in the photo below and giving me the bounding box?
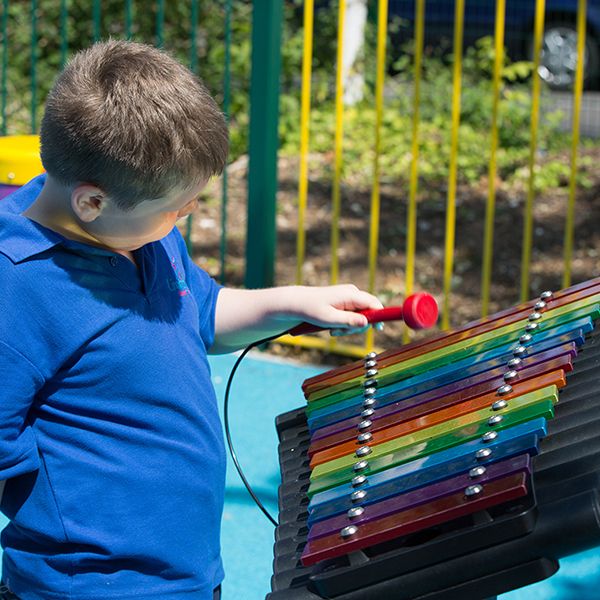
[307,349,574,457]
[309,369,566,467]
[302,278,600,395]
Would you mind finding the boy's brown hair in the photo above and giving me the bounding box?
[40,39,228,210]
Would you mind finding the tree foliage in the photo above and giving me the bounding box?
[0,0,589,195]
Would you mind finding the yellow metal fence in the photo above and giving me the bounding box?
[0,1,593,359]
[279,0,591,358]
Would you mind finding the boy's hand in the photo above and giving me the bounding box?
[212,285,383,353]
[280,284,384,334]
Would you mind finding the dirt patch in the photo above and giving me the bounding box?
[185,151,600,365]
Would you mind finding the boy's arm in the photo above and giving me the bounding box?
[211,285,383,354]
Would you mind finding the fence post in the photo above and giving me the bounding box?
[245,0,283,289]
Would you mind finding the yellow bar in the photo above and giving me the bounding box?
[403,0,425,344]
[331,0,346,285]
[366,0,389,352]
[563,0,586,288]
[368,0,388,294]
[276,334,381,359]
[295,0,315,284]
[481,0,505,316]
[441,0,465,330]
[520,0,545,302]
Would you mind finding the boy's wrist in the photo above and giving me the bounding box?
[266,286,311,322]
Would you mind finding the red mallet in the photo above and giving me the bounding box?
[288,292,438,336]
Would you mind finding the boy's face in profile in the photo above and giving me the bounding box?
[76,179,207,253]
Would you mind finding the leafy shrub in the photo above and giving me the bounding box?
[278,30,582,195]
[0,0,592,196]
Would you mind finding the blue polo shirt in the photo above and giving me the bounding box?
[0,175,225,599]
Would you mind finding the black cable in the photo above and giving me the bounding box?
[223,331,287,527]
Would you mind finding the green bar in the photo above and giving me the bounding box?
[60,0,68,68]
[184,217,193,254]
[245,0,283,288]
[30,0,37,133]
[312,386,557,480]
[307,301,599,410]
[308,388,556,495]
[189,0,198,73]
[220,0,232,284]
[307,296,600,405]
[125,0,133,40]
[184,0,199,254]
[93,0,100,42]
[155,0,164,48]
[1,0,8,135]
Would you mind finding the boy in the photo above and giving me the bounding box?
[0,40,382,599]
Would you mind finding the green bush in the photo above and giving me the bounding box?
[278,33,582,195]
[1,0,254,142]
[0,1,593,196]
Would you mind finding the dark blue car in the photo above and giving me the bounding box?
[389,0,600,88]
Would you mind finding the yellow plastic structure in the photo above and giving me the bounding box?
[0,135,43,186]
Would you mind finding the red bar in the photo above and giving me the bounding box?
[300,472,528,566]
[302,278,600,395]
[310,341,577,445]
[309,368,566,467]
[307,353,573,458]
[307,454,532,541]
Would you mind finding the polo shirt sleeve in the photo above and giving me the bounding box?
[0,340,41,480]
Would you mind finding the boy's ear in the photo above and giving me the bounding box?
[71,184,107,223]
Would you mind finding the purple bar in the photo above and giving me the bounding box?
[311,343,577,442]
[307,454,532,541]
[0,184,18,200]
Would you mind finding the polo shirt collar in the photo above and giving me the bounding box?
[0,174,117,264]
[0,214,65,263]
[0,174,61,263]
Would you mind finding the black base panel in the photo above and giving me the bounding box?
[268,325,600,600]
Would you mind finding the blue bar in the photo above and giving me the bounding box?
[307,417,547,523]
[308,320,591,431]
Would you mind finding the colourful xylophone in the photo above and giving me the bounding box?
[269,278,600,600]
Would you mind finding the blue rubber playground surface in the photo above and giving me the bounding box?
[212,351,600,600]
[0,351,599,598]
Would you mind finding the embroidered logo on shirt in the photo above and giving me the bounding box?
[168,256,190,297]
